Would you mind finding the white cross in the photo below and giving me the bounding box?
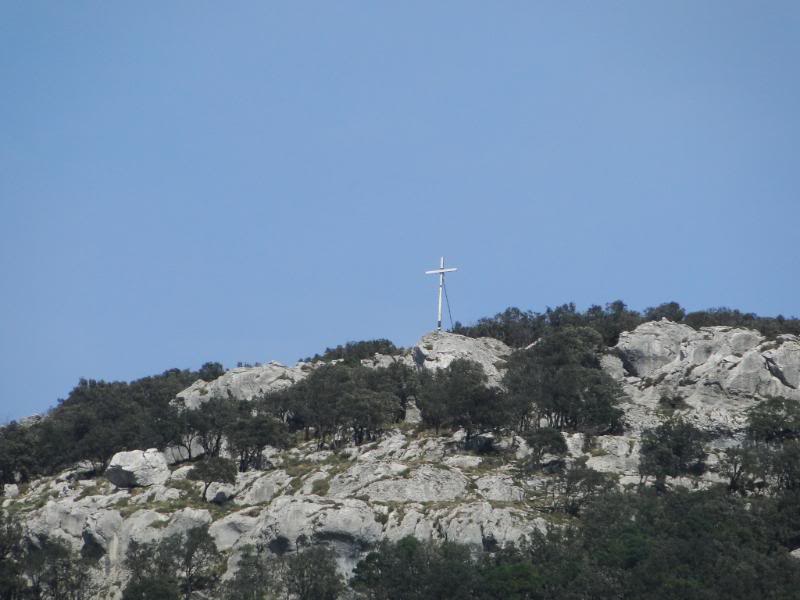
[425,257,458,332]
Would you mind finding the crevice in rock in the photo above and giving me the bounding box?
[764,356,797,389]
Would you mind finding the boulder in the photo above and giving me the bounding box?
[3,484,19,498]
[106,449,170,488]
[206,482,236,504]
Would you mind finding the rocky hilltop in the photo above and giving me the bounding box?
[4,322,800,598]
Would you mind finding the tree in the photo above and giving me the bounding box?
[352,537,478,600]
[225,401,288,471]
[521,427,567,470]
[746,397,800,445]
[0,510,24,599]
[188,457,237,502]
[416,359,506,446]
[121,579,180,600]
[173,527,224,600]
[123,526,223,600]
[639,418,707,491]
[187,396,237,458]
[305,339,401,364]
[720,444,766,495]
[280,363,405,448]
[644,302,686,323]
[294,364,353,447]
[285,546,343,600]
[502,327,624,435]
[0,422,34,486]
[222,544,284,600]
[556,458,616,515]
[197,362,225,382]
[22,536,95,600]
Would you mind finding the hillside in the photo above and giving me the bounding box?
[2,316,800,599]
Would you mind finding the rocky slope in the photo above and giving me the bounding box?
[4,324,800,598]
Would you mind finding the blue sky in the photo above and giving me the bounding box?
[1,2,799,421]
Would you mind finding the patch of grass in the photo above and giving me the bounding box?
[77,484,102,500]
[149,519,169,528]
[311,478,330,496]
[284,459,316,479]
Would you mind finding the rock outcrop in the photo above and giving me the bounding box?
[105,449,170,488]
[610,320,800,433]
[7,324,800,598]
[412,331,512,386]
[175,361,315,410]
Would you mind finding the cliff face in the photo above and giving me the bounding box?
[4,325,800,598]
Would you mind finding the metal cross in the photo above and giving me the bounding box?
[425,257,458,332]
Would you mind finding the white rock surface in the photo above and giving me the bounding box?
[105,449,170,488]
[412,331,512,386]
[611,321,800,433]
[175,361,314,410]
[358,465,468,503]
[236,470,292,505]
[475,474,525,502]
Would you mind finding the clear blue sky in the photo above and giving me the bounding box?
[2,2,799,421]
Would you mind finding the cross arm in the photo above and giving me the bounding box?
[425,268,458,275]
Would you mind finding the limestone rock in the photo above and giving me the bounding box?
[106,449,170,488]
[360,353,415,370]
[404,399,422,424]
[170,465,195,481]
[11,324,800,596]
[357,465,468,503]
[175,361,313,410]
[443,455,483,469]
[206,482,236,503]
[585,436,640,475]
[615,320,700,378]
[236,470,292,505]
[3,484,19,498]
[212,496,385,572]
[610,322,800,434]
[162,508,212,539]
[131,484,182,505]
[328,461,409,498]
[474,474,525,502]
[412,332,512,386]
[82,509,123,554]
